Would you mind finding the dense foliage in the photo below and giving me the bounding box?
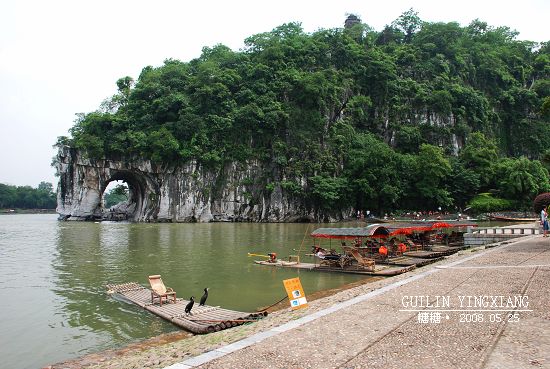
[104,184,129,208]
[0,182,56,209]
[59,10,550,214]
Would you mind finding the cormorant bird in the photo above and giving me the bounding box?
[185,296,195,315]
[199,287,209,306]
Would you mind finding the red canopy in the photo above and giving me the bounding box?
[310,221,477,239]
[386,221,476,236]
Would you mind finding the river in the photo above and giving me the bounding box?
[0,214,370,369]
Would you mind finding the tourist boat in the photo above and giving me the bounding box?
[253,222,477,276]
[311,221,477,261]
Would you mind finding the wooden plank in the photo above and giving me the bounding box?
[380,256,444,267]
[106,283,266,334]
[403,250,453,258]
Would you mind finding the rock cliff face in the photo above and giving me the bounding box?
[55,146,344,222]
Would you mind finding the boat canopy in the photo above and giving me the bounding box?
[311,221,477,239]
[385,221,477,235]
[311,224,390,239]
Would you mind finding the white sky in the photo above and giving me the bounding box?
[1,0,548,188]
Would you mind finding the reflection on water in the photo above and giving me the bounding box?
[0,215,370,369]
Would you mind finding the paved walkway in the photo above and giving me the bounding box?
[166,236,550,369]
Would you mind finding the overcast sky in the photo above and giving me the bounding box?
[1,0,548,188]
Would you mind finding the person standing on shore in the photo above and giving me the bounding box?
[541,206,549,237]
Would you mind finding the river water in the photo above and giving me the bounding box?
[0,214,370,369]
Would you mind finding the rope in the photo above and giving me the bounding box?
[258,295,288,312]
[295,224,311,259]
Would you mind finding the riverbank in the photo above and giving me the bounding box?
[48,277,383,369]
[50,233,550,369]
[1,208,56,214]
[189,234,550,369]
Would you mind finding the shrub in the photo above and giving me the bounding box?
[467,193,515,213]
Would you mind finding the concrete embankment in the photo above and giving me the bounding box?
[464,222,541,247]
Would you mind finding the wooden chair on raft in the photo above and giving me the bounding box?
[148,274,177,306]
[404,239,423,252]
[342,246,376,272]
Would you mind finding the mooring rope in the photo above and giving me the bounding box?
[258,295,288,313]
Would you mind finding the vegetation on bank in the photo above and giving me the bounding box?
[0,181,129,212]
[0,182,56,209]
[104,184,129,208]
[56,10,550,214]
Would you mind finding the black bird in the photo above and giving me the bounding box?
[185,296,195,315]
[199,287,209,306]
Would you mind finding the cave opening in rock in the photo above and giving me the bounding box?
[102,180,130,220]
[100,171,146,221]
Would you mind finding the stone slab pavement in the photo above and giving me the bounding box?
[166,236,550,369]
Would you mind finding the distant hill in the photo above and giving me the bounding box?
[57,11,550,214]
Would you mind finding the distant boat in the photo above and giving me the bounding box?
[489,215,538,222]
[363,217,388,223]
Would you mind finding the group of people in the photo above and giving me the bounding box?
[311,246,341,261]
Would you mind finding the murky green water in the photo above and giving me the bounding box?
[0,214,370,369]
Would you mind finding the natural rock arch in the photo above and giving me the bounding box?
[56,147,160,221]
[100,171,154,221]
[55,146,344,222]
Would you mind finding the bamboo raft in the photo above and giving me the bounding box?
[430,245,465,253]
[106,282,267,334]
[316,264,415,276]
[379,256,444,267]
[254,260,415,276]
[403,247,459,258]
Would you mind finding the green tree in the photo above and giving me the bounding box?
[38,182,53,193]
[100,76,135,113]
[391,8,422,43]
[459,132,498,189]
[345,133,404,214]
[0,183,16,208]
[414,144,452,208]
[0,183,56,209]
[104,184,129,208]
[494,157,550,208]
[447,159,480,208]
[36,182,56,208]
[309,175,349,213]
[394,125,424,153]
